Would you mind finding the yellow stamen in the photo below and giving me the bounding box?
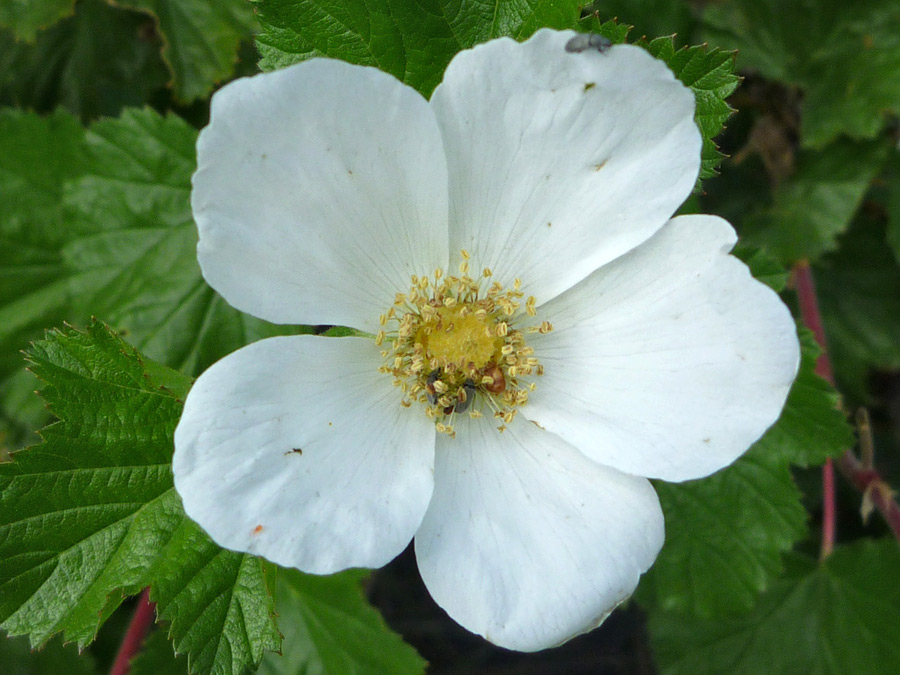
[378,252,552,433]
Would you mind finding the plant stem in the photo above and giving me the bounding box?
[792,261,900,547]
[820,458,836,558]
[793,262,834,383]
[837,451,900,541]
[793,261,838,557]
[110,588,155,675]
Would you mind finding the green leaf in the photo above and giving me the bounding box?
[815,208,900,402]
[65,108,312,374]
[254,0,587,97]
[881,152,900,266]
[0,108,311,449]
[0,109,86,382]
[0,322,280,675]
[0,0,169,123]
[0,369,47,451]
[641,37,739,181]
[733,245,789,292]
[758,329,853,468]
[638,327,851,616]
[0,0,73,41]
[258,569,426,675]
[150,527,280,675]
[0,108,304,383]
[639,449,807,617]
[649,538,900,675]
[115,0,258,101]
[129,629,187,675]
[703,0,900,148]
[0,631,96,675]
[740,138,890,264]
[586,0,695,44]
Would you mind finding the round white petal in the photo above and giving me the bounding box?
[415,417,664,652]
[431,28,700,302]
[173,335,436,573]
[526,215,800,482]
[193,59,449,330]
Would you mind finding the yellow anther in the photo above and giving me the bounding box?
[378,263,548,434]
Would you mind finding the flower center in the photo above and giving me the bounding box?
[377,252,552,437]
[417,304,501,371]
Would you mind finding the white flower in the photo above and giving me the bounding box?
[173,29,799,651]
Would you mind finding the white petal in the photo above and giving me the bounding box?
[173,335,435,573]
[415,417,664,652]
[526,215,800,482]
[431,29,700,302]
[193,59,449,330]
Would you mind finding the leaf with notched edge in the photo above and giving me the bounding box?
[0,322,279,675]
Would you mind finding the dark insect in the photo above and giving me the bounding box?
[425,369,441,405]
[565,33,612,54]
[284,447,303,455]
[453,379,477,414]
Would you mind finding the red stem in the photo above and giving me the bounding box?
[110,588,155,675]
[792,261,900,548]
[838,452,900,541]
[793,261,838,557]
[820,458,836,558]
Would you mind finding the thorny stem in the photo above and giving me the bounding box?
[110,588,155,675]
[792,261,900,550]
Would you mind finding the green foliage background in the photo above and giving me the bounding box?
[1,0,899,673]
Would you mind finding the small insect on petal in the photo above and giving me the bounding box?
[454,379,477,414]
[426,369,442,405]
[565,33,612,54]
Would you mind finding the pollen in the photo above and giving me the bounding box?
[378,253,550,435]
